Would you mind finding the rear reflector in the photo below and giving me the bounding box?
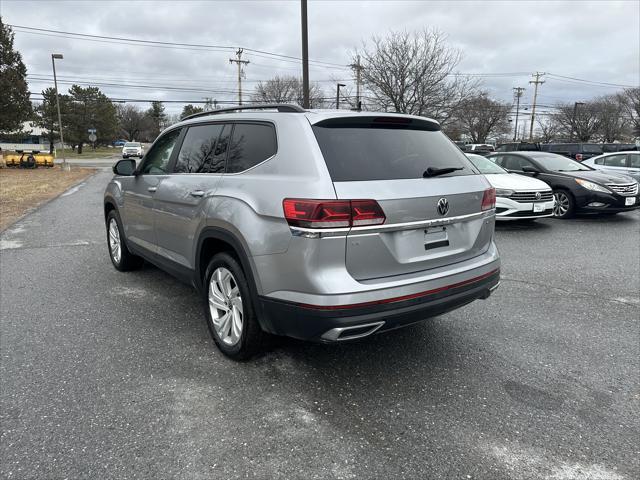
[481,188,496,211]
[283,199,385,229]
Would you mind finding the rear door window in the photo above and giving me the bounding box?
[226,123,277,173]
[174,124,225,173]
[312,118,474,181]
[603,154,627,167]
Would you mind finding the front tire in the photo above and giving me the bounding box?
[204,253,263,360]
[106,210,143,271]
[552,190,575,219]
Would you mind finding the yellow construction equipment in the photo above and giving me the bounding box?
[4,149,55,168]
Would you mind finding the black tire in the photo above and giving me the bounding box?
[203,252,264,360]
[106,210,143,271]
[552,189,575,219]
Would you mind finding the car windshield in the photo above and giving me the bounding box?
[124,143,140,147]
[466,154,507,174]
[535,154,592,172]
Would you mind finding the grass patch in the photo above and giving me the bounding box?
[0,167,95,230]
[61,147,118,158]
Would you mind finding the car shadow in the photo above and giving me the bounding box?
[495,219,553,232]
[571,211,640,224]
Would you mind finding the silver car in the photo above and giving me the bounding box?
[582,151,640,182]
[104,105,500,359]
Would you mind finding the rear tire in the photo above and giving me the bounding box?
[552,190,575,219]
[203,252,264,360]
[106,210,143,271]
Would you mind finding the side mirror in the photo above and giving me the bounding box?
[113,158,136,176]
[522,166,540,174]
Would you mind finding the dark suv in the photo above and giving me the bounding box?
[540,143,603,162]
[495,142,540,152]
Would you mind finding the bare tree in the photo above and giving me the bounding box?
[253,76,325,108]
[453,93,510,143]
[358,29,479,125]
[536,115,561,143]
[618,87,640,137]
[116,104,148,141]
[554,102,601,142]
[593,94,630,142]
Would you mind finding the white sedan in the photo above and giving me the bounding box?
[466,153,555,220]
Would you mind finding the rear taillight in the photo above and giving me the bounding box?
[283,199,386,229]
[481,188,496,211]
[575,153,583,161]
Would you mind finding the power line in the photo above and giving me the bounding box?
[546,73,636,89]
[8,24,349,69]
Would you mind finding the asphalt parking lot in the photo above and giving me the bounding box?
[1,169,638,480]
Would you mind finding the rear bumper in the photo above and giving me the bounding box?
[258,268,500,341]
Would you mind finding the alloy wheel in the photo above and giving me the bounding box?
[108,218,122,264]
[553,192,570,217]
[208,267,243,346]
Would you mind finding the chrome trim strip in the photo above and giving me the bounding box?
[350,210,493,234]
[321,321,385,341]
[289,210,493,237]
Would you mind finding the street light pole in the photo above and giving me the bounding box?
[336,83,346,109]
[51,53,67,171]
[570,102,585,142]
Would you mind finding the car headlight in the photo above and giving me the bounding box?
[495,189,514,197]
[575,178,611,193]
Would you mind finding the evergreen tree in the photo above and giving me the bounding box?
[146,101,167,139]
[0,18,32,133]
[66,85,118,154]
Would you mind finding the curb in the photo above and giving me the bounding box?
[0,169,101,234]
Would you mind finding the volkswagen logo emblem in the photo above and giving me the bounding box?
[437,198,449,216]
[535,191,542,200]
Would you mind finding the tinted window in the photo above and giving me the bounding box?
[502,155,534,172]
[312,122,474,181]
[628,153,640,168]
[594,156,605,165]
[226,123,277,173]
[174,124,224,173]
[140,129,181,174]
[582,144,603,154]
[603,154,627,167]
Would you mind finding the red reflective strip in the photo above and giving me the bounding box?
[296,268,500,310]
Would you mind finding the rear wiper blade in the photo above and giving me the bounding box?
[423,166,464,178]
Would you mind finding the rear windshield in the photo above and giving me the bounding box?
[312,119,475,181]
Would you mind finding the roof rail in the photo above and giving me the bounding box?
[182,103,305,121]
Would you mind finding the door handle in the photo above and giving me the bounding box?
[189,190,205,197]
[147,187,157,193]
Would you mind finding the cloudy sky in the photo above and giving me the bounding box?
[2,0,638,118]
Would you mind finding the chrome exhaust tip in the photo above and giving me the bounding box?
[321,321,385,341]
[480,281,500,300]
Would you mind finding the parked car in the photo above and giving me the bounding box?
[122,142,143,158]
[466,144,495,155]
[602,143,638,153]
[104,105,501,359]
[540,143,603,162]
[466,153,554,220]
[488,151,639,218]
[113,139,127,147]
[495,142,540,152]
[582,151,640,182]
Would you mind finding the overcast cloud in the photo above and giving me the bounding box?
[1,0,638,116]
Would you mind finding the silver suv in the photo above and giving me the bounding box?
[104,105,500,359]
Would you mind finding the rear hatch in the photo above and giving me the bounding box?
[312,115,494,281]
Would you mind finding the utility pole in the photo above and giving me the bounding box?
[300,0,310,108]
[512,87,525,141]
[570,102,585,141]
[336,83,346,109]
[51,53,67,171]
[349,55,364,111]
[229,48,249,105]
[528,72,545,141]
